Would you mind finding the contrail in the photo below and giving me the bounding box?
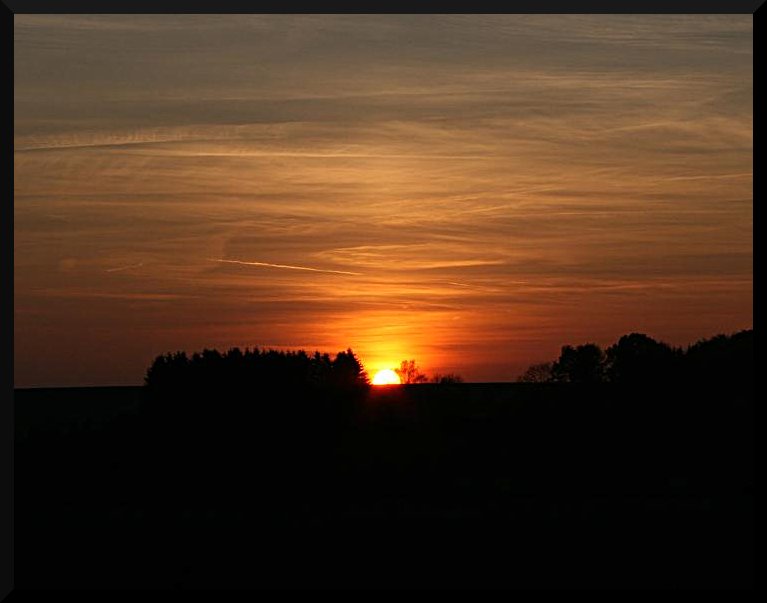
[105,262,144,273]
[209,258,363,276]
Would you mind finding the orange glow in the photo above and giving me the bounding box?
[372,369,401,385]
[12,16,753,387]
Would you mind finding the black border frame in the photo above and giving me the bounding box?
[3,1,759,596]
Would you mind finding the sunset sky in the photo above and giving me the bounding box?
[14,15,752,386]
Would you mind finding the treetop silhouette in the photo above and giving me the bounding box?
[519,329,752,387]
[395,359,428,384]
[144,346,369,393]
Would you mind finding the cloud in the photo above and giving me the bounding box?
[26,288,191,302]
[14,15,752,385]
[209,258,363,276]
[105,262,144,273]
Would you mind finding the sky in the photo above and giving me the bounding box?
[14,15,752,386]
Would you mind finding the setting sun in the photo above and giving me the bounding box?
[372,369,401,386]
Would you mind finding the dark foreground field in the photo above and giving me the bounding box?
[15,382,753,589]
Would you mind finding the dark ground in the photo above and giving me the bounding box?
[15,382,754,589]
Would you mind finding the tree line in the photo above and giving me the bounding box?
[145,346,369,392]
[518,329,753,386]
[143,328,752,391]
[142,347,370,436]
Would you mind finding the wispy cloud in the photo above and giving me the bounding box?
[105,262,144,273]
[209,258,363,276]
[13,15,752,386]
[27,288,190,301]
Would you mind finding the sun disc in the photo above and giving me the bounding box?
[372,369,401,385]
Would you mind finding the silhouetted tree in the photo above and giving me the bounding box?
[396,360,428,384]
[517,362,554,383]
[143,346,350,428]
[605,333,680,385]
[684,329,753,388]
[309,351,333,386]
[331,348,370,388]
[144,351,190,391]
[140,345,374,493]
[550,343,605,384]
[515,328,753,391]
